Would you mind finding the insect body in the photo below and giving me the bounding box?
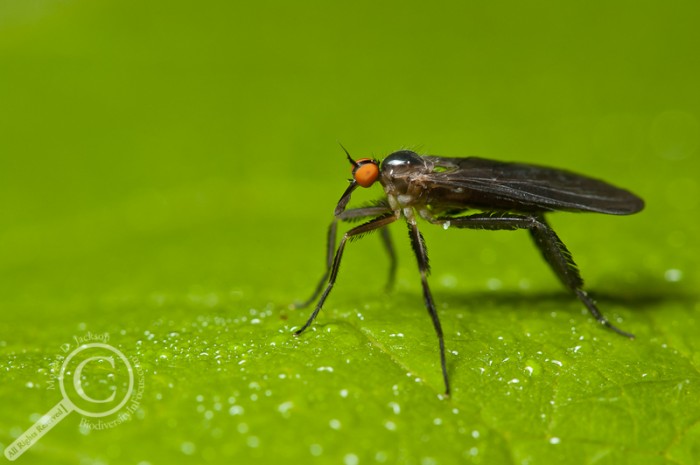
[294,148,644,396]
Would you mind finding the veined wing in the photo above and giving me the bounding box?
[423,156,644,214]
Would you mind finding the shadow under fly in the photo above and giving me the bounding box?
[293,146,645,396]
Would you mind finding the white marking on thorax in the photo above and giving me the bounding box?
[397,194,414,206]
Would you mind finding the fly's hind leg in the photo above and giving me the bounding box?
[527,214,634,339]
[432,212,634,338]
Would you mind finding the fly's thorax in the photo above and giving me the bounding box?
[379,150,431,206]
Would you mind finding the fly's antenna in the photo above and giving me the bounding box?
[339,142,358,168]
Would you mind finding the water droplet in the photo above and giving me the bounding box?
[664,269,683,282]
[278,401,293,417]
[229,405,244,416]
[388,402,401,414]
[180,441,196,455]
[486,278,502,290]
[440,275,457,288]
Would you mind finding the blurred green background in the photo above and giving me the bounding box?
[1,1,699,464]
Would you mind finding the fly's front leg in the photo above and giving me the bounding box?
[433,212,634,339]
[293,204,395,309]
[294,212,400,336]
[407,213,451,396]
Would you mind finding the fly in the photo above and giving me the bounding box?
[293,147,645,396]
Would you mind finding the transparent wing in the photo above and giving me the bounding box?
[423,156,644,214]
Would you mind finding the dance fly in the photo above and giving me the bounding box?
[293,147,645,396]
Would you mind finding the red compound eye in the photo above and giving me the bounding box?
[352,159,379,187]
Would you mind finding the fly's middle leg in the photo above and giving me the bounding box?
[406,213,451,396]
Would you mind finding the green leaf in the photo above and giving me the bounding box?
[2,1,700,464]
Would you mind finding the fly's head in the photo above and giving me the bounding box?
[334,148,430,215]
[334,146,381,216]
